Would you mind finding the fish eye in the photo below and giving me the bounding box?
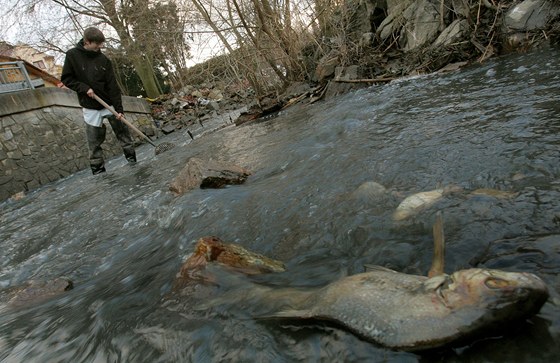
[485,277,511,289]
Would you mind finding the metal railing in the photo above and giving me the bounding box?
[0,61,37,94]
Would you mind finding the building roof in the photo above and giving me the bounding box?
[0,54,61,86]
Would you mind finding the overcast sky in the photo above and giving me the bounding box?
[0,0,223,67]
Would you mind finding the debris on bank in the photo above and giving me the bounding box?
[147,1,560,132]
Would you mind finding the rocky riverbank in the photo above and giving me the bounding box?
[148,0,560,133]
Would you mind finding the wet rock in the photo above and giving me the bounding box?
[5,278,73,307]
[173,236,285,289]
[169,157,252,195]
[350,181,387,200]
[161,124,176,134]
[234,95,284,126]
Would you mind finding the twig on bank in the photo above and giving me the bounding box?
[333,77,395,83]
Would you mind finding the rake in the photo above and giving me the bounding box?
[93,94,175,155]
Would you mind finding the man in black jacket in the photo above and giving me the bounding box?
[62,27,136,175]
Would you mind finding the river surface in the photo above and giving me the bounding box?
[1,47,560,362]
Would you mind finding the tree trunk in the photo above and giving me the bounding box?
[101,0,162,98]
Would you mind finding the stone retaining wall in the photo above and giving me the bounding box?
[0,87,156,201]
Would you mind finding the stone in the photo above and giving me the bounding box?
[504,0,560,31]
[335,65,360,81]
[0,174,13,185]
[206,101,220,111]
[174,236,285,288]
[25,179,40,190]
[191,90,204,98]
[1,129,13,141]
[434,19,469,46]
[6,150,22,160]
[452,0,470,18]
[400,0,440,51]
[161,124,176,134]
[169,157,252,196]
[3,141,17,151]
[314,54,340,82]
[1,117,15,128]
[207,89,224,100]
[10,124,23,134]
[284,82,311,98]
[386,0,414,16]
[378,1,414,40]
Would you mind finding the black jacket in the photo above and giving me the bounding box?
[61,39,123,113]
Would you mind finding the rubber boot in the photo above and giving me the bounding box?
[85,123,107,175]
[106,115,137,163]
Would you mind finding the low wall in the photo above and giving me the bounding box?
[0,87,156,201]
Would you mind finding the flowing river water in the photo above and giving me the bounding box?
[1,47,560,362]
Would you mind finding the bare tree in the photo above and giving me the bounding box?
[0,0,193,98]
[186,0,316,95]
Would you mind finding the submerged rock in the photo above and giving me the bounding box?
[173,236,285,289]
[169,158,252,195]
[5,278,73,307]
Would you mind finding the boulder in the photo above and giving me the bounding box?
[504,0,560,31]
[400,0,441,51]
[378,0,442,51]
[434,19,470,46]
[451,0,470,18]
[378,0,415,41]
[314,53,340,82]
[169,157,252,195]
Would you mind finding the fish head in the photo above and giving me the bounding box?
[434,268,549,329]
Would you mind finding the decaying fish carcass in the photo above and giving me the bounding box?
[259,265,548,351]
[174,214,549,351]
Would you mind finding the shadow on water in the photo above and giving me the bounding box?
[1,47,560,362]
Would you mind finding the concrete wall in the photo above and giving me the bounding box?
[0,87,156,201]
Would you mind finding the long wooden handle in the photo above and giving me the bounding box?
[428,211,445,277]
[92,94,156,147]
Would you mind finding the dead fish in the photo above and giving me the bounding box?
[262,266,549,351]
[392,185,462,221]
[260,212,548,351]
[393,189,444,221]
